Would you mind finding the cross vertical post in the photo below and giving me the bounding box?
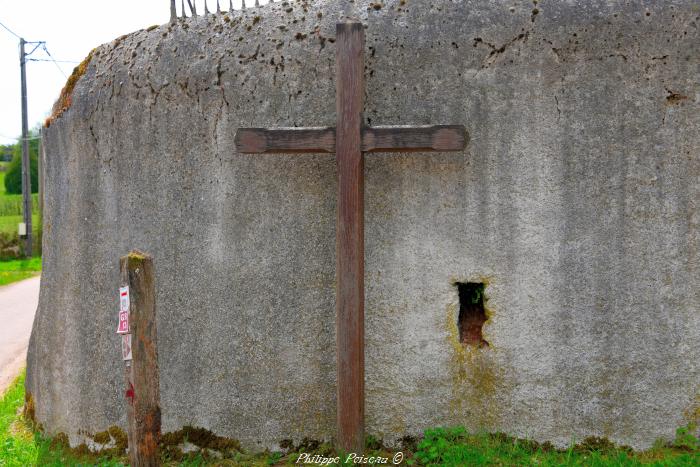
[335,21,365,454]
[234,19,468,454]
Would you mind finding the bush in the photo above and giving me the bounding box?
[4,134,39,195]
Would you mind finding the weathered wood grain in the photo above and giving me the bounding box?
[361,125,468,152]
[235,125,468,154]
[335,20,365,455]
[234,127,336,153]
[120,250,161,467]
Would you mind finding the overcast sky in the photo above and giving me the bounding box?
[0,0,270,145]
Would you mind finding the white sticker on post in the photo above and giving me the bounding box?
[119,286,130,312]
[121,334,132,361]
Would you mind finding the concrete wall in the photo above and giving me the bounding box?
[27,0,700,450]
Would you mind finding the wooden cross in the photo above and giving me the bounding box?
[235,21,467,453]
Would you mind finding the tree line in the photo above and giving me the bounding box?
[1,128,39,195]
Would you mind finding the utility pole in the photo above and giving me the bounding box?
[19,38,32,258]
[38,127,43,223]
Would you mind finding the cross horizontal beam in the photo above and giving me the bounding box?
[235,127,336,153]
[235,125,468,154]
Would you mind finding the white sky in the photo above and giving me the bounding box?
[0,0,271,145]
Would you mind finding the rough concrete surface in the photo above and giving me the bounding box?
[27,0,699,451]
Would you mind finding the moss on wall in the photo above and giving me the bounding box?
[45,49,96,128]
[446,277,505,429]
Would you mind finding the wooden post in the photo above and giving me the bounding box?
[335,21,365,454]
[120,250,161,467]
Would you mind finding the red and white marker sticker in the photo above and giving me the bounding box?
[119,286,130,312]
[116,310,129,334]
[121,334,132,361]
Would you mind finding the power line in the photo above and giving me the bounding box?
[0,19,21,40]
[0,20,68,73]
[27,58,80,64]
[0,134,41,142]
[40,44,68,78]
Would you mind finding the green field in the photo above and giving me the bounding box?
[0,213,41,236]
[0,159,40,219]
[0,257,41,286]
[1,373,697,466]
[0,194,39,217]
[0,172,41,261]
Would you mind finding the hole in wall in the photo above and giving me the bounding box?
[457,282,489,348]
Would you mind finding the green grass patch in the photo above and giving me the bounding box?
[1,374,698,466]
[0,371,39,465]
[410,426,699,466]
[0,186,41,261]
[1,371,124,466]
[0,256,41,287]
[0,213,41,260]
[0,214,40,236]
[0,194,40,217]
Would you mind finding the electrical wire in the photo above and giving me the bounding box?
[0,19,21,40]
[0,20,69,77]
[27,58,80,64]
[41,44,68,78]
[0,134,42,142]
[0,20,49,147]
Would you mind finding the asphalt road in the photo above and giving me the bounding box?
[0,275,40,393]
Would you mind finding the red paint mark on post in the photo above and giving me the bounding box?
[126,381,135,404]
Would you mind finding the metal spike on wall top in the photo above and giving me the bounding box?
[229,0,234,12]
[181,0,187,18]
[242,0,246,9]
[170,0,177,21]
[187,0,197,16]
[216,0,221,13]
[255,0,260,6]
[204,0,210,14]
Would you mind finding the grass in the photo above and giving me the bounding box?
[0,158,40,217]
[0,163,41,261]
[0,194,40,217]
[1,373,697,467]
[0,371,38,465]
[410,426,698,466]
[0,256,41,286]
[0,372,123,466]
[0,213,40,236]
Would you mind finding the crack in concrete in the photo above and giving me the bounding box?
[474,32,529,69]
